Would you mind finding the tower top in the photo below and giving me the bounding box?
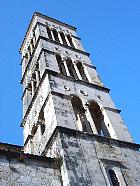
[20,12,77,53]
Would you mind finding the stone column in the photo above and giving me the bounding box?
[65,35,71,46]
[71,36,77,49]
[82,65,92,83]
[33,32,36,47]
[58,32,63,44]
[35,70,40,86]
[62,57,71,76]
[50,29,55,41]
[30,43,33,54]
[31,80,35,96]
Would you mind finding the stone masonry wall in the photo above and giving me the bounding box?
[45,127,140,186]
[0,150,62,186]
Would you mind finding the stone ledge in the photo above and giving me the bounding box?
[0,142,61,168]
[42,126,140,156]
[48,69,110,93]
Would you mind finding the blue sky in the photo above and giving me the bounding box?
[0,0,140,145]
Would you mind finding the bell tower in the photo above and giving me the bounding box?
[20,12,140,186]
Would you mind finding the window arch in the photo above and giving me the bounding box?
[76,62,88,81]
[67,35,75,48]
[46,27,53,40]
[88,101,110,137]
[56,55,66,75]
[59,32,67,45]
[71,96,92,133]
[52,29,60,42]
[38,109,45,136]
[108,169,120,186]
[25,53,28,60]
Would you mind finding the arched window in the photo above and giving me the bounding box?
[66,58,77,78]
[28,46,31,57]
[31,125,37,136]
[46,27,53,40]
[108,169,120,186]
[25,53,28,60]
[38,110,45,136]
[24,53,29,68]
[52,29,60,42]
[31,39,34,50]
[67,35,75,48]
[27,82,32,97]
[89,101,110,137]
[32,73,37,92]
[59,32,67,45]
[71,96,92,133]
[56,55,66,75]
[76,62,88,81]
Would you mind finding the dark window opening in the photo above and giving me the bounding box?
[47,27,53,40]
[28,46,31,57]
[38,110,45,124]
[28,83,32,96]
[41,124,45,135]
[25,53,28,60]
[38,110,45,135]
[71,96,92,133]
[52,29,60,42]
[77,62,88,81]
[56,55,66,75]
[31,125,37,136]
[32,73,37,91]
[89,101,110,137]
[31,39,34,50]
[66,58,77,79]
[108,169,120,186]
[67,35,75,48]
[60,32,67,45]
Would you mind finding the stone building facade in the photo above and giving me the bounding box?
[0,12,140,185]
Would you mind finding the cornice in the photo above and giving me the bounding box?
[20,12,77,53]
[42,126,140,156]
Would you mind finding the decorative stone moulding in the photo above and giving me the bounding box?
[55,47,61,52]
[64,85,71,91]
[75,54,81,59]
[65,51,71,55]
[80,90,88,96]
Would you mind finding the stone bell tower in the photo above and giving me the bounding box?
[20,12,140,186]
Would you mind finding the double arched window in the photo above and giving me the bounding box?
[71,97,112,138]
